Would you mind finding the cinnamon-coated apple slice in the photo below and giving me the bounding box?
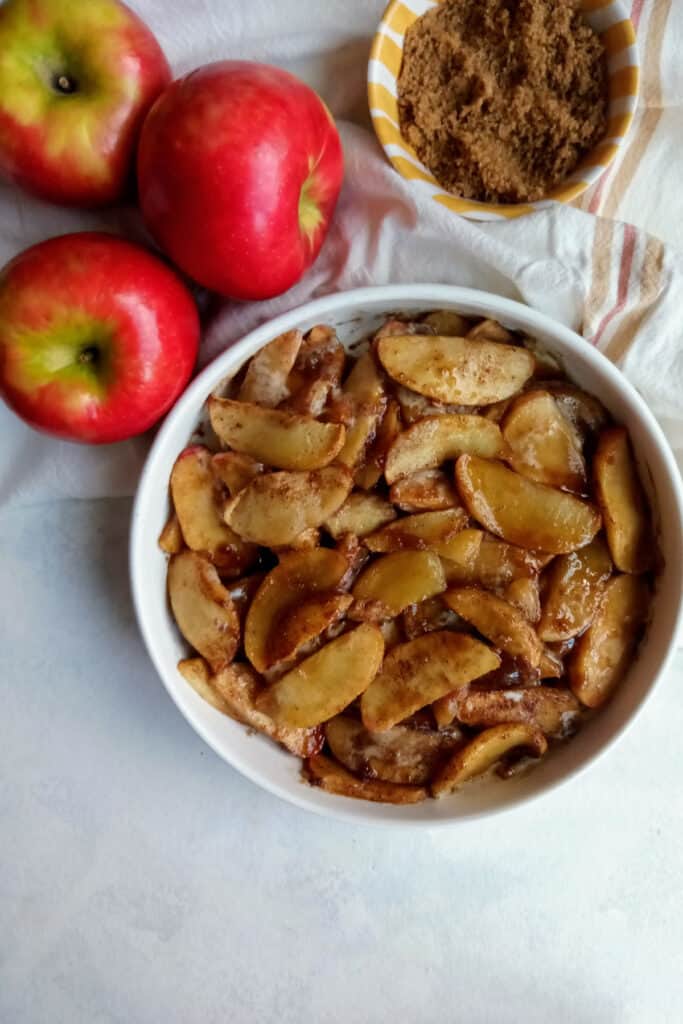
[256,623,385,728]
[365,508,469,560]
[360,632,500,732]
[537,538,612,642]
[441,531,552,588]
[211,451,263,496]
[455,455,602,553]
[444,587,542,668]
[167,551,239,670]
[325,716,465,786]
[170,445,257,572]
[593,427,654,573]
[304,753,428,804]
[390,469,460,512]
[158,512,184,554]
[453,687,581,738]
[431,724,547,796]
[502,390,587,492]
[208,396,346,471]
[377,334,534,405]
[237,329,302,407]
[351,550,446,620]
[335,351,386,470]
[284,325,346,417]
[569,574,650,708]
[245,548,349,672]
[224,466,353,546]
[384,414,505,484]
[324,492,397,539]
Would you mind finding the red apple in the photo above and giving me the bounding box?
[0,0,171,207]
[137,61,344,300]
[0,233,200,443]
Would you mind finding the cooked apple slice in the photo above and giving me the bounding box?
[211,451,263,495]
[502,391,587,492]
[593,427,654,573]
[537,538,612,642]
[324,492,397,539]
[439,529,485,583]
[444,587,543,667]
[385,414,505,484]
[256,623,384,728]
[285,325,345,416]
[336,352,386,469]
[431,724,547,796]
[225,466,353,546]
[393,384,467,425]
[208,397,345,471]
[466,318,513,343]
[442,531,551,587]
[453,687,581,738]
[539,648,564,679]
[245,548,349,672]
[361,631,500,732]
[569,574,650,708]
[168,551,240,670]
[365,508,469,559]
[544,382,609,442]
[456,455,601,553]
[304,753,427,804]
[377,334,534,405]
[326,716,465,785]
[402,596,464,639]
[269,593,353,666]
[390,469,459,511]
[422,310,472,336]
[355,399,402,489]
[504,577,541,623]
[178,657,230,714]
[207,660,323,756]
[170,445,256,572]
[237,329,302,407]
[158,511,184,554]
[352,550,446,618]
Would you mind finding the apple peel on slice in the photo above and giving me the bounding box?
[224,465,353,546]
[304,753,427,804]
[256,623,385,728]
[168,551,240,670]
[208,396,345,471]
[456,455,602,553]
[377,334,534,405]
[361,631,500,732]
[431,723,547,797]
[385,414,505,484]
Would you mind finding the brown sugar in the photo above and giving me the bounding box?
[397,0,608,204]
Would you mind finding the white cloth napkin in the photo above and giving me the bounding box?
[1,0,682,508]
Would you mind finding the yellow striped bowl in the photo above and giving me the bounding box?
[368,0,640,220]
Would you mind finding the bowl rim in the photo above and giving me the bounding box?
[367,0,641,220]
[130,283,683,828]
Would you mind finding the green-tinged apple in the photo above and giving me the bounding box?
[0,233,200,444]
[0,0,171,206]
[137,61,344,300]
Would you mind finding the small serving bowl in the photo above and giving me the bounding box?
[368,0,639,220]
[130,284,683,827]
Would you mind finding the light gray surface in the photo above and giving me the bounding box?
[1,498,682,1023]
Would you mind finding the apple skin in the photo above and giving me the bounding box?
[0,0,171,207]
[137,61,344,300]
[0,233,200,444]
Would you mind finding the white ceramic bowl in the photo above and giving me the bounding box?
[130,285,683,827]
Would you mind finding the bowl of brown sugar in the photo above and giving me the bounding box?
[368,0,639,219]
